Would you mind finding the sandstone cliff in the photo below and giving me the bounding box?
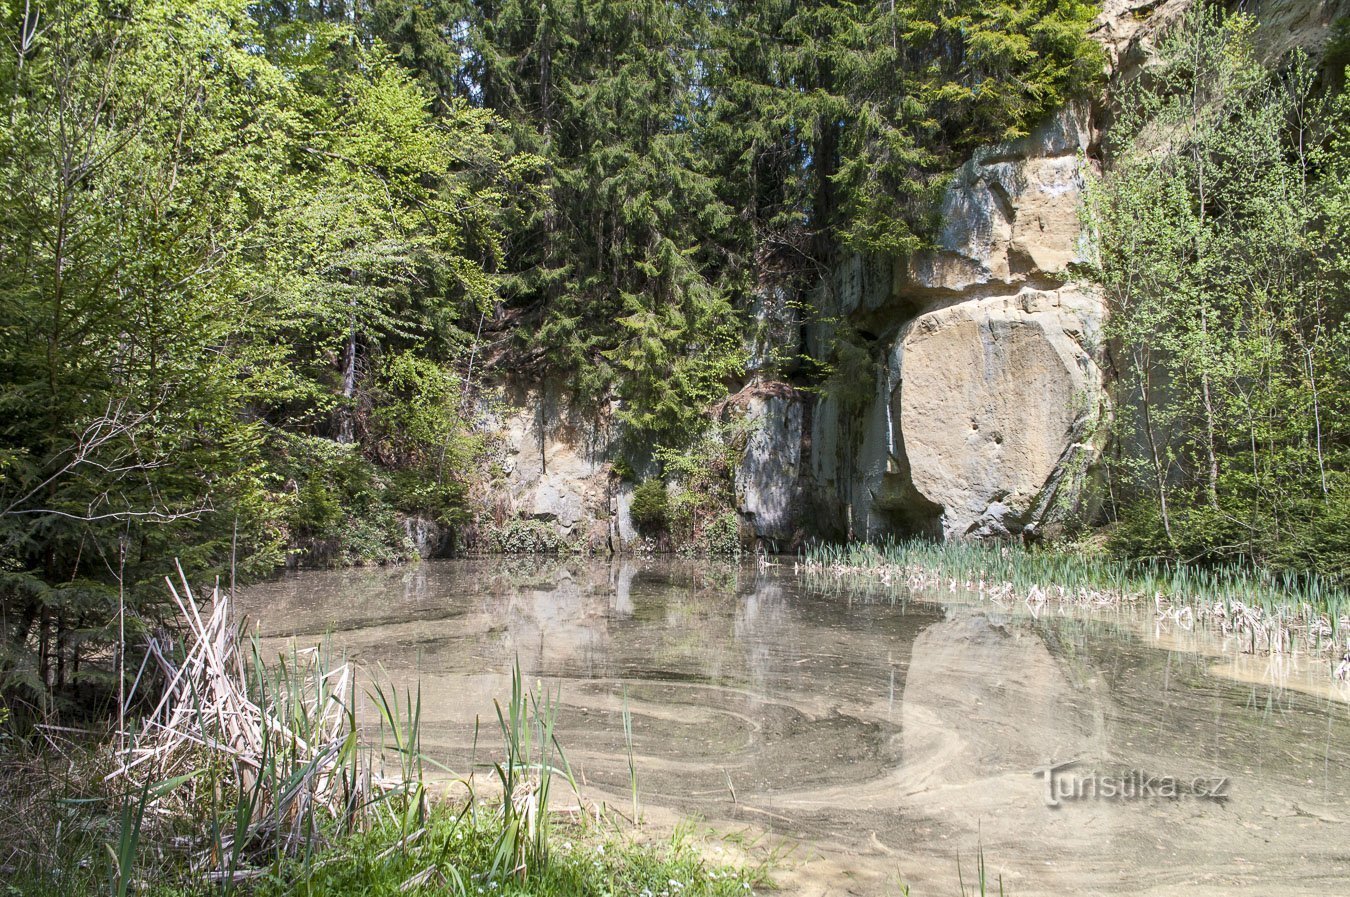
[789,102,1106,542]
[474,0,1348,552]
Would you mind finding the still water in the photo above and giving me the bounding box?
[240,558,1350,896]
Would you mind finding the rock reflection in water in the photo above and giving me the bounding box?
[240,558,1350,897]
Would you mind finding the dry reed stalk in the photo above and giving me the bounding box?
[104,564,407,870]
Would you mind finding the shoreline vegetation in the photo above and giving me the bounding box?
[798,540,1350,678]
[1,568,765,897]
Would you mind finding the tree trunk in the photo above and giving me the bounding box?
[337,306,357,444]
[1139,352,1174,544]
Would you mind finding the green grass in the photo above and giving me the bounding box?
[227,809,759,897]
[622,686,639,823]
[799,537,1350,660]
[487,660,574,881]
[957,842,1004,897]
[2,796,759,897]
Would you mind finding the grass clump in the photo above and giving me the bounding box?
[242,812,757,897]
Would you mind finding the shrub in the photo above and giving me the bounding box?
[698,510,742,557]
[630,479,670,534]
[280,437,414,566]
[488,518,566,554]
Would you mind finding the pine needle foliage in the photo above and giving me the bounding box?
[367,0,1102,442]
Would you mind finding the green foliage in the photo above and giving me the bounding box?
[486,518,568,555]
[279,438,415,567]
[366,352,479,525]
[0,0,516,704]
[629,480,671,534]
[820,327,879,418]
[364,0,1100,448]
[656,423,747,556]
[476,0,747,447]
[1087,8,1350,575]
[832,0,1104,254]
[1327,16,1350,88]
[700,0,1102,259]
[694,511,743,558]
[293,478,344,539]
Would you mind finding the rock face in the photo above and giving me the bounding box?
[907,104,1093,296]
[796,100,1106,541]
[481,97,1107,546]
[402,514,453,558]
[733,385,803,544]
[476,383,636,552]
[1246,0,1350,62]
[888,106,1105,538]
[895,288,1104,538]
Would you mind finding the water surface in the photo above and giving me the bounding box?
[240,558,1350,896]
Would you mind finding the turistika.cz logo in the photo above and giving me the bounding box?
[1033,760,1230,808]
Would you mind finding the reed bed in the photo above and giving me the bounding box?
[102,563,432,890]
[798,540,1350,675]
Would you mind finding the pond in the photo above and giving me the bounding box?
[240,558,1350,896]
